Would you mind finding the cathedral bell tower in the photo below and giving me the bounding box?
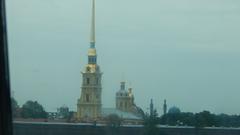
[77,0,102,120]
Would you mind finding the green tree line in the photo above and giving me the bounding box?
[11,98,48,119]
[159,110,240,128]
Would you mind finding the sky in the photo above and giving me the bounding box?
[6,0,240,115]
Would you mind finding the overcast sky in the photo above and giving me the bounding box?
[6,0,240,115]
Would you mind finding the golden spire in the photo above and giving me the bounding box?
[90,0,95,45]
[88,0,97,62]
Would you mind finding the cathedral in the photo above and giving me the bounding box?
[116,82,137,113]
[76,0,143,122]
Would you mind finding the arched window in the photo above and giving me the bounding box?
[96,77,99,84]
[86,94,90,102]
[88,57,91,63]
[87,78,90,85]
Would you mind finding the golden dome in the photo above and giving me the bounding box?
[88,48,97,56]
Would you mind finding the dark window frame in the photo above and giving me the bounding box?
[0,0,13,135]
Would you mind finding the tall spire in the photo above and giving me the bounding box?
[88,0,97,64]
[163,99,167,115]
[150,99,154,116]
[90,0,95,48]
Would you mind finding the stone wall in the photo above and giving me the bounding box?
[13,122,240,135]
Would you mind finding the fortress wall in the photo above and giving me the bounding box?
[13,122,240,135]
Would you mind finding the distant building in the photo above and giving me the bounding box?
[57,106,70,119]
[115,82,144,118]
[168,106,181,114]
[116,82,134,112]
[48,112,57,119]
[48,106,70,120]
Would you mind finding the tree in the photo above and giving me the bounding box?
[143,109,159,135]
[160,110,240,128]
[106,114,122,128]
[180,112,195,126]
[194,111,217,128]
[66,111,74,122]
[21,100,48,119]
[11,97,20,118]
[161,112,195,126]
[105,114,122,135]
